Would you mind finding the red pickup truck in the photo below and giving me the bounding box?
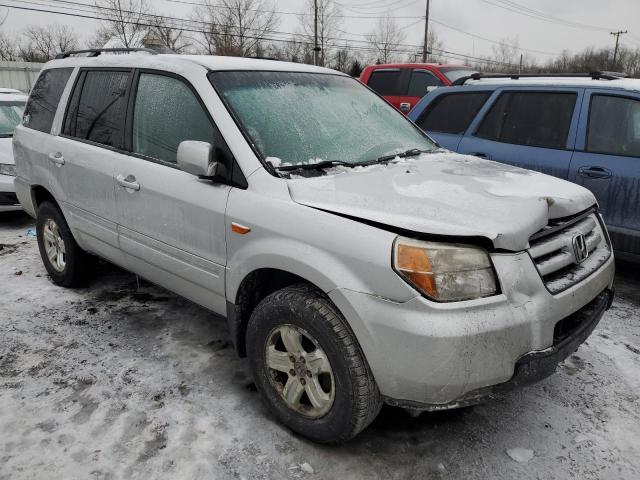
[359,63,476,114]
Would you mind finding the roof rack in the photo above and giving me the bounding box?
[451,71,627,86]
[55,48,159,59]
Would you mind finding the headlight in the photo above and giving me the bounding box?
[0,164,16,176]
[393,237,498,302]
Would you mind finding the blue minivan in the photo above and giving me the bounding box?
[409,73,640,261]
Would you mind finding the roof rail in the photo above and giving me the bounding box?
[451,71,627,86]
[55,48,159,59]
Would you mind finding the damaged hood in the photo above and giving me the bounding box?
[287,153,596,251]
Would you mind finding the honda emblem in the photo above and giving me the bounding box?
[572,234,589,263]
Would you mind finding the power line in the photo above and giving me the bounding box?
[3,0,518,68]
[477,0,613,32]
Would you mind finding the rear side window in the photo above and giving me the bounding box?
[132,73,218,164]
[587,95,640,157]
[416,92,490,134]
[63,70,130,149]
[407,70,443,98]
[476,92,577,149]
[367,70,401,96]
[23,68,73,133]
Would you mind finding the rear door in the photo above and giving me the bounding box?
[14,68,74,205]
[114,70,232,314]
[365,68,404,111]
[411,90,492,150]
[569,90,640,257]
[401,68,444,114]
[57,68,133,264]
[458,88,583,178]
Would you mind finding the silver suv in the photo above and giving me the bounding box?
[13,49,615,443]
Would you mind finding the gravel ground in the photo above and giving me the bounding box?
[1,211,639,480]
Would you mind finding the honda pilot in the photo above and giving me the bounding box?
[13,50,615,443]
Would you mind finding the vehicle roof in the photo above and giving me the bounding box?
[463,76,640,91]
[364,63,470,70]
[0,92,28,102]
[43,53,344,76]
[0,88,25,94]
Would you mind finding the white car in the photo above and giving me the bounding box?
[0,89,27,212]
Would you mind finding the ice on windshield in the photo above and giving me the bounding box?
[210,72,435,167]
[0,103,25,136]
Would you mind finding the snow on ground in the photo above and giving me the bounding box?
[1,211,639,480]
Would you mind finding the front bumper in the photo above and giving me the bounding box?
[388,289,612,411]
[0,174,21,212]
[328,251,615,407]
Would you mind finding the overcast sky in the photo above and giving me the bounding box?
[3,0,640,64]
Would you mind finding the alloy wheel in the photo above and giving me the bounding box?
[265,324,335,418]
[42,218,66,272]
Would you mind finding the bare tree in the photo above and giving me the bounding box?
[0,32,19,61]
[21,24,79,62]
[88,26,115,48]
[332,47,351,72]
[367,15,405,64]
[148,16,191,53]
[488,37,519,71]
[298,0,342,66]
[425,29,443,62]
[195,0,278,57]
[95,0,150,48]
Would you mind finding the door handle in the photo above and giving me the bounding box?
[116,174,140,191]
[399,102,412,112]
[578,166,612,179]
[48,152,65,165]
[471,152,490,159]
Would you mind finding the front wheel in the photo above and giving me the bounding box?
[246,284,382,443]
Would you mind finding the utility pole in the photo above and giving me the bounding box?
[422,0,430,63]
[519,53,523,74]
[314,0,319,66]
[610,30,627,68]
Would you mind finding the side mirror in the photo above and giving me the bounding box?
[177,141,219,178]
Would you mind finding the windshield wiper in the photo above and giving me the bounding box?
[274,148,431,172]
[275,160,352,172]
[373,148,427,163]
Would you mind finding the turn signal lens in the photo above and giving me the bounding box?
[393,237,498,302]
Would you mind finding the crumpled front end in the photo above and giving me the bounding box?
[328,232,615,407]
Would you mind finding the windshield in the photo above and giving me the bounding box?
[440,68,477,83]
[209,71,436,169]
[0,102,25,137]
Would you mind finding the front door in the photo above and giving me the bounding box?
[115,71,231,314]
[569,90,640,257]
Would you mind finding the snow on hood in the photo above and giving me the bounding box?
[0,137,14,165]
[286,152,596,251]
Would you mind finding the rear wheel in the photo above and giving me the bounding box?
[246,284,382,443]
[36,201,94,287]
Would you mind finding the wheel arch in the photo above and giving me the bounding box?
[227,268,326,357]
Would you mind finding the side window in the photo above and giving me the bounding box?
[476,92,577,149]
[587,94,640,157]
[63,70,130,149]
[416,92,490,134]
[23,68,73,133]
[407,70,443,98]
[132,73,218,164]
[367,70,402,96]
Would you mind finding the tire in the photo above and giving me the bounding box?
[36,201,94,287]
[246,283,382,443]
